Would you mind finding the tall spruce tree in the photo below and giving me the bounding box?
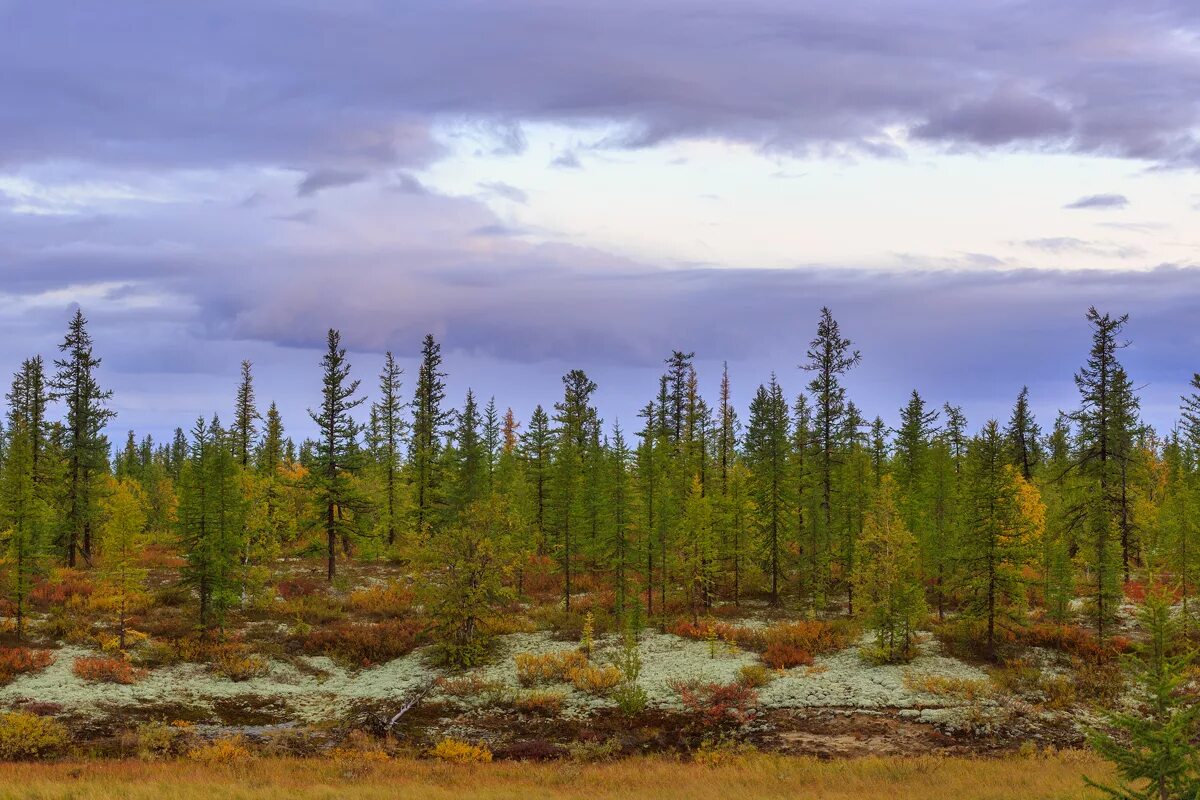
[372,352,406,546]
[744,375,789,604]
[307,329,366,581]
[411,334,450,537]
[231,360,260,469]
[1072,307,1132,638]
[49,309,115,566]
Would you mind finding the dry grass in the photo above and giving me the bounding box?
[0,752,1112,799]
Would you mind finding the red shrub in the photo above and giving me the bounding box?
[0,648,54,684]
[276,576,325,600]
[668,678,759,729]
[73,656,146,685]
[301,619,425,668]
[30,569,94,608]
[762,642,812,669]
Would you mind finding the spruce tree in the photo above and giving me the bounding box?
[307,329,366,581]
[1072,307,1131,638]
[1005,386,1042,480]
[803,307,860,606]
[370,352,406,547]
[519,405,552,555]
[550,369,598,611]
[744,375,789,604]
[231,360,260,468]
[49,309,115,566]
[411,334,450,537]
[177,417,244,629]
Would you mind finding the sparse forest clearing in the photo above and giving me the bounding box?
[0,753,1113,800]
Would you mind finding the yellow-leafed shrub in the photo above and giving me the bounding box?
[187,736,254,765]
[0,711,70,760]
[568,664,622,695]
[514,649,588,687]
[429,737,492,763]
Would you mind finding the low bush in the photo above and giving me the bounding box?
[514,649,588,687]
[668,678,759,729]
[187,736,255,765]
[0,647,54,685]
[514,690,565,715]
[211,645,269,681]
[30,568,94,609]
[903,673,995,701]
[568,664,622,695]
[0,711,70,760]
[429,737,492,763]
[275,576,325,600]
[279,593,345,625]
[301,619,425,668]
[762,642,812,669]
[736,664,775,689]
[134,721,190,759]
[73,656,146,685]
[346,582,415,618]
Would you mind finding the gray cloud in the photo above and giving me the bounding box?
[297,168,369,196]
[2,1,1199,177]
[551,150,583,169]
[1065,193,1130,210]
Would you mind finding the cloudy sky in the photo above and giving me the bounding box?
[2,1,1198,443]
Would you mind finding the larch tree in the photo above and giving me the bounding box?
[307,329,366,582]
[98,477,148,650]
[0,420,48,640]
[959,420,1045,659]
[854,475,926,663]
[49,309,115,566]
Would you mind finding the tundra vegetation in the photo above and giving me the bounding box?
[0,306,1195,799]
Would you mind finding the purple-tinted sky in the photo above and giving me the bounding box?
[1,1,1198,442]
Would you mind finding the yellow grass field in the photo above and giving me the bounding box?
[0,752,1114,800]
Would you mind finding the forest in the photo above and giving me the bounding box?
[0,305,1196,798]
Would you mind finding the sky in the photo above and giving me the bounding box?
[1,0,1198,444]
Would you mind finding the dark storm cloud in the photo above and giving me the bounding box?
[1065,194,1131,210]
[2,1,1199,173]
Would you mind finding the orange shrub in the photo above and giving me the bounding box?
[346,582,415,618]
[301,619,425,667]
[514,649,588,687]
[762,642,812,669]
[0,648,54,685]
[30,569,94,608]
[761,620,851,657]
[73,656,146,684]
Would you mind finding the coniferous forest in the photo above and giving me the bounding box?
[0,303,1196,798]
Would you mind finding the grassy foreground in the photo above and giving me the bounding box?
[0,752,1113,800]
